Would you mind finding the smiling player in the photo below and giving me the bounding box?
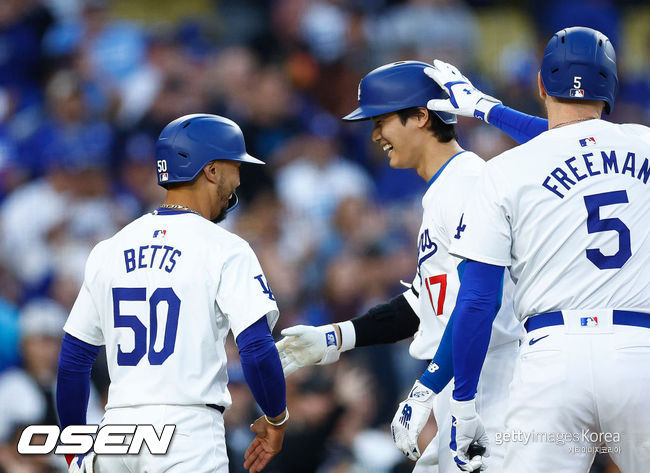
[276,61,523,472]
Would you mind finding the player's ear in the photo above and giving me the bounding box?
[416,107,429,129]
[202,161,219,184]
[538,71,547,101]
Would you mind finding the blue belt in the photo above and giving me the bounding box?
[524,310,650,332]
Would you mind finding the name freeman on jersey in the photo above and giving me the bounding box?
[124,245,182,273]
[542,149,650,199]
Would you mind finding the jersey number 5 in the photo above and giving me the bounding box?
[583,190,631,270]
[113,287,180,366]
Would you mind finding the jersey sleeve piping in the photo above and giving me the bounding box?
[63,325,104,347]
[448,248,512,267]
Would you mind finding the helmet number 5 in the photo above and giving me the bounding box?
[583,190,631,270]
[573,76,582,89]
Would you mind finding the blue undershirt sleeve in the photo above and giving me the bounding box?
[488,104,548,144]
[418,260,505,394]
[419,261,466,393]
[419,308,455,393]
[56,334,101,430]
[236,316,286,418]
[452,261,505,401]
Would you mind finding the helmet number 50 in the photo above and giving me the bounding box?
[157,160,168,172]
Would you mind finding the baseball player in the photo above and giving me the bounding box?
[422,27,650,472]
[275,61,524,472]
[56,114,289,473]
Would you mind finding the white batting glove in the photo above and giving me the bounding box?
[68,452,95,473]
[449,398,489,471]
[424,59,501,122]
[276,324,344,376]
[391,381,436,461]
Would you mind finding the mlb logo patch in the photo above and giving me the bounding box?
[160,173,169,182]
[325,331,337,347]
[570,89,585,98]
[579,137,596,147]
[580,316,598,327]
[153,229,167,238]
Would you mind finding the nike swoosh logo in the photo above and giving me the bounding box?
[529,335,549,346]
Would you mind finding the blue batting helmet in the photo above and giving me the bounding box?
[342,61,457,124]
[155,114,264,187]
[540,27,618,114]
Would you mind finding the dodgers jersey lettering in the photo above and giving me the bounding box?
[405,152,523,359]
[450,120,650,319]
[64,211,279,409]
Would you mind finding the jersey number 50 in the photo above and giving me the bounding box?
[583,190,631,270]
[113,287,180,366]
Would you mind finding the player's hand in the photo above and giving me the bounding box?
[244,412,287,473]
[424,59,501,122]
[276,324,341,376]
[391,380,436,461]
[449,398,489,471]
[67,452,95,473]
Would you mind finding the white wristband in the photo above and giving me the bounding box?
[337,320,356,352]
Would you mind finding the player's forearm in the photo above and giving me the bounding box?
[418,308,454,394]
[237,317,287,418]
[452,261,505,401]
[350,294,420,347]
[56,333,100,429]
[487,104,548,144]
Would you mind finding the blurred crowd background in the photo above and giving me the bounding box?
[0,0,647,471]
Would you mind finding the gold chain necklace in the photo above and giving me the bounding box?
[551,117,597,129]
[157,204,201,216]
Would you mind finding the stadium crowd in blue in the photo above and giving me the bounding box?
[0,0,645,472]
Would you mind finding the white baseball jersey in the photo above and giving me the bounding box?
[405,151,523,360]
[449,120,650,319]
[64,210,279,410]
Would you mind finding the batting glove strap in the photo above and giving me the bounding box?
[391,381,436,461]
[316,324,342,365]
[474,97,501,123]
[449,398,478,420]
